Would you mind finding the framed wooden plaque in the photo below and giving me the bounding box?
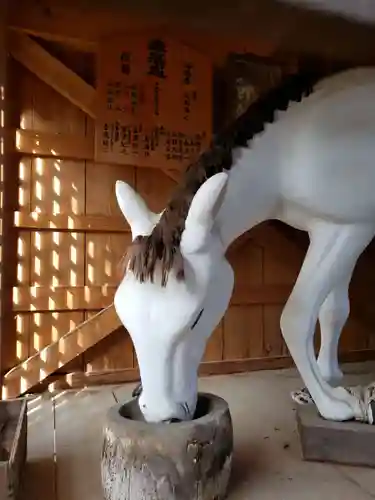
[95,33,213,169]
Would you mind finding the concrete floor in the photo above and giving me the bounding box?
[22,361,375,500]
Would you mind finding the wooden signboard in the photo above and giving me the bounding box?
[95,33,213,169]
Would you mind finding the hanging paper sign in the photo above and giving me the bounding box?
[95,33,213,169]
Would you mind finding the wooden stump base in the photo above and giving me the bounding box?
[101,392,233,500]
[296,403,375,467]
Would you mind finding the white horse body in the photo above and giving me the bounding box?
[115,67,375,424]
[218,66,375,250]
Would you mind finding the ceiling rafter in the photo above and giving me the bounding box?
[8,0,375,65]
[9,31,96,117]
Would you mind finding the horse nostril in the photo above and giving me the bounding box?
[162,417,182,424]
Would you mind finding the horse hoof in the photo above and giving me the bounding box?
[291,387,313,405]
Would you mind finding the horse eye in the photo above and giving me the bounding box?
[191,309,204,330]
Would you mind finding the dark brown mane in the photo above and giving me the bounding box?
[124,68,329,286]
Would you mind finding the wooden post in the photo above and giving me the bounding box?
[0,0,7,398]
[0,0,18,396]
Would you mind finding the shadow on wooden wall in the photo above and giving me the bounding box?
[2,5,375,397]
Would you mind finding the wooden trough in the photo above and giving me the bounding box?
[101,392,233,500]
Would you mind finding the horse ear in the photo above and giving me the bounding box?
[181,172,228,253]
[115,180,157,237]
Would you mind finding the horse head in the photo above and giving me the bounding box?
[114,172,234,422]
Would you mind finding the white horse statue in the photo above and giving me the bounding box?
[114,66,375,424]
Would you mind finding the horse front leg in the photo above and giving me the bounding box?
[317,279,350,385]
[281,221,374,422]
[291,280,349,405]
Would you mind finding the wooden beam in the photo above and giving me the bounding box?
[0,0,8,395]
[8,0,375,65]
[46,348,375,392]
[14,128,182,177]
[13,285,117,312]
[8,1,160,52]
[9,32,96,117]
[14,211,130,232]
[6,1,271,59]
[2,304,122,399]
[0,1,24,376]
[163,170,181,183]
[12,283,293,312]
[15,128,94,160]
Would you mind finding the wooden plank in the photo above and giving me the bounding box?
[263,304,286,357]
[29,158,86,217]
[14,212,129,232]
[203,321,224,362]
[85,323,135,372]
[223,305,264,360]
[250,222,305,265]
[263,244,303,286]
[2,304,121,399]
[95,33,212,169]
[15,128,94,160]
[29,60,89,136]
[85,233,132,286]
[20,395,56,500]
[232,283,292,305]
[296,403,375,467]
[229,237,263,287]
[28,311,84,358]
[9,32,96,117]
[12,283,294,312]
[54,389,116,500]
[136,168,176,213]
[85,162,135,221]
[13,285,117,312]
[47,348,375,392]
[29,231,85,288]
[83,159,136,373]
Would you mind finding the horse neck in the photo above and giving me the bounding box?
[216,127,282,251]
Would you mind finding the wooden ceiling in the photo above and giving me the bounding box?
[7,0,375,65]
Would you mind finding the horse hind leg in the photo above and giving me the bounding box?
[281,220,374,422]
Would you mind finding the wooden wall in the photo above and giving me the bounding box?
[4,41,375,386]
[0,3,6,382]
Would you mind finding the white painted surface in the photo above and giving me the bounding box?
[115,67,375,424]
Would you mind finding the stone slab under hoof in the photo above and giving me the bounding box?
[101,392,233,500]
[296,403,375,468]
